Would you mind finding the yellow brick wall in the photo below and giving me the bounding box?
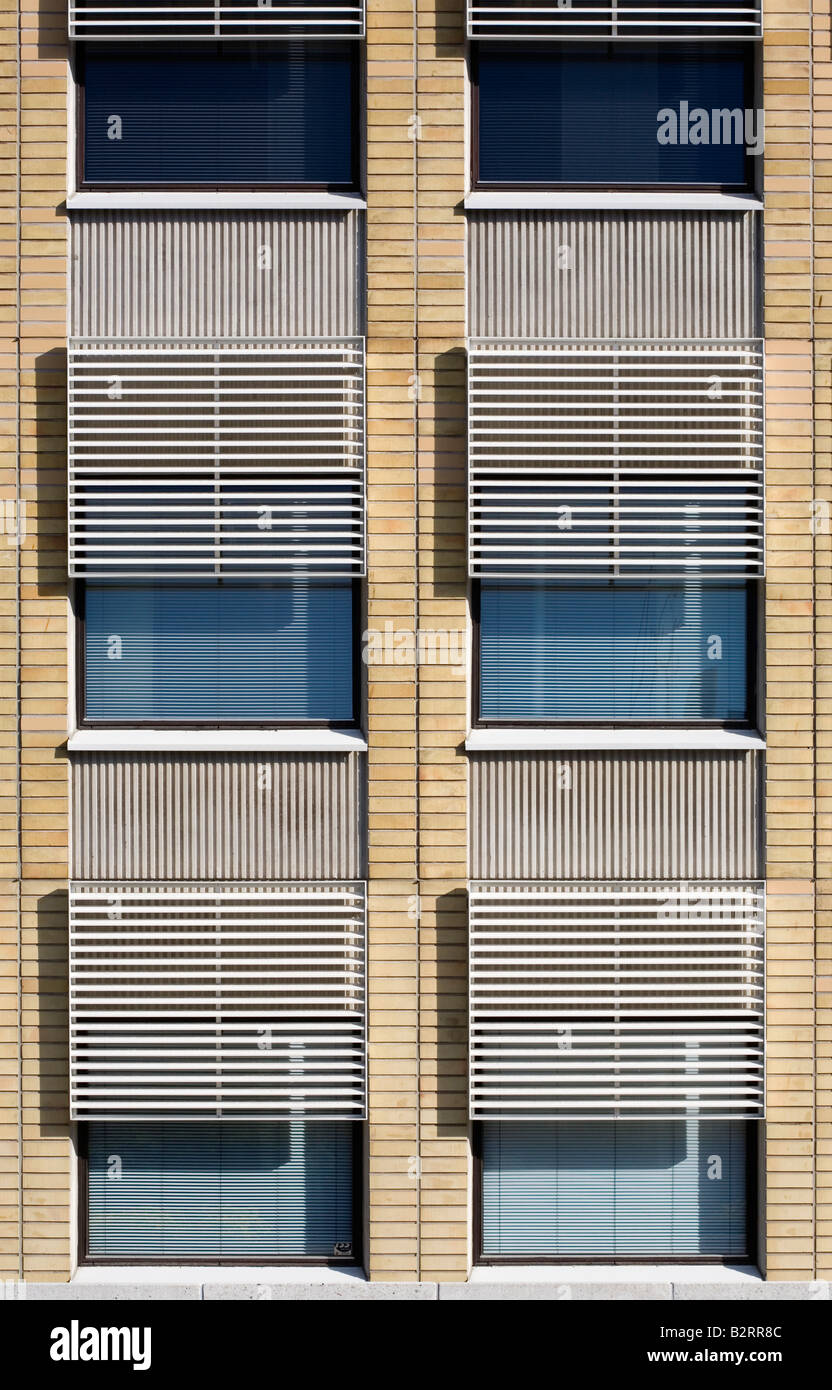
[809,0,832,1282]
[413,0,468,1281]
[763,0,827,1279]
[365,0,421,1279]
[364,0,468,1281]
[1,0,70,1281]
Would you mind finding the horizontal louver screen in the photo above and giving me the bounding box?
[70,2,366,39]
[468,339,764,578]
[70,881,366,1121]
[469,880,764,1120]
[87,1121,356,1260]
[467,2,761,40]
[68,338,365,579]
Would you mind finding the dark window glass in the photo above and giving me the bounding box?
[82,43,356,187]
[475,43,753,186]
[86,1122,355,1259]
[82,581,356,724]
[478,581,752,722]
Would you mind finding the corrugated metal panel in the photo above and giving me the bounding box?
[70,879,367,1121]
[467,213,760,339]
[469,753,762,880]
[72,754,366,881]
[70,212,364,339]
[469,879,765,1120]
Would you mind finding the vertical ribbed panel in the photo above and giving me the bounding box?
[72,754,366,881]
[70,213,365,338]
[467,213,760,339]
[469,753,762,880]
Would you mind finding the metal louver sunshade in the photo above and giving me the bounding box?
[468,338,764,578]
[466,1,762,40]
[69,2,366,39]
[69,880,367,1121]
[68,337,366,578]
[469,880,765,1120]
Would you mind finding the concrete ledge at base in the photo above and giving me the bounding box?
[23,1284,203,1300]
[439,1281,672,1301]
[672,1281,829,1301]
[202,1282,438,1300]
[15,1277,830,1301]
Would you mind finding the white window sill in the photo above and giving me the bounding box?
[464,191,763,213]
[66,191,367,212]
[466,728,766,753]
[68,728,367,754]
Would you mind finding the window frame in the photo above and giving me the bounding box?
[470,40,758,194]
[75,577,364,731]
[472,1119,758,1266]
[471,578,759,730]
[76,39,364,194]
[78,1120,365,1268]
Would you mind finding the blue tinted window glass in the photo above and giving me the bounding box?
[87,1121,355,1259]
[83,43,355,185]
[477,43,751,186]
[478,582,750,721]
[482,1120,748,1257]
[84,582,355,722]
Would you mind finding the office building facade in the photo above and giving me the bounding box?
[0,0,829,1285]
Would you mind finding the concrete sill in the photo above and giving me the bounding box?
[466,727,766,753]
[67,728,368,755]
[66,191,367,212]
[464,191,763,212]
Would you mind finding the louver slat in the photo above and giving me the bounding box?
[68,338,366,578]
[466,2,762,40]
[69,2,366,40]
[69,881,367,1121]
[468,339,764,579]
[469,880,765,1120]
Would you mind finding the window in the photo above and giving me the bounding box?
[478,1120,751,1259]
[84,1122,358,1262]
[80,42,359,188]
[80,580,357,725]
[476,580,754,723]
[473,42,754,188]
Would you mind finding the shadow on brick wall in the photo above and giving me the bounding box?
[32,348,68,601]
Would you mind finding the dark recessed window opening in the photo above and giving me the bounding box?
[473,42,756,189]
[80,41,359,189]
[475,580,755,724]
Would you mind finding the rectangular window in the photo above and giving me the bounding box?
[84,1122,357,1262]
[479,1120,751,1259]
[477,581,753,724]
[81,581,357,725]
[474,42,754,188]
[80,42,358,188]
